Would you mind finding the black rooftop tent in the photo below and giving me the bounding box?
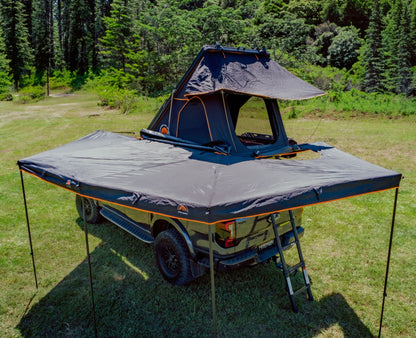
[17,45,401,337]
[146,45,326,156]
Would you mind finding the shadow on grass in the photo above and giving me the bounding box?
[17,220,373,337]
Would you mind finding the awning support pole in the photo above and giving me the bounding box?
[20,170,38,289]
[378,187,399,338]
[82,198,98,338]
[208,223,217,337]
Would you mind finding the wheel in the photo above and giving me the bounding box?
[75,195,101,223]
[154,228,194,285]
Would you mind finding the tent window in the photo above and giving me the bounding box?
[231,96,277,146]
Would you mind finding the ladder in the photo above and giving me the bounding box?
[271,210,313,313]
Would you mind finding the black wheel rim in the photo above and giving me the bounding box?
[159,243,180,279]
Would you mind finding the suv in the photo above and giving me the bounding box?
[74,46,308,286]
[76,195,303,285]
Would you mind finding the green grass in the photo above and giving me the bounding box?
[281,90,416,118]
[1,92,415,337]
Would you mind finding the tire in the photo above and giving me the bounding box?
[154,228,194,286]
[75,195,101,224]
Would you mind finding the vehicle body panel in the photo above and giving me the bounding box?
[97,200,303,271]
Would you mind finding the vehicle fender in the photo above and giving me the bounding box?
[152,216,196,259]
[170,218,197,259]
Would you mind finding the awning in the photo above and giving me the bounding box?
[18,130,401,224]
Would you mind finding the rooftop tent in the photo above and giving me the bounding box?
[147,45,326,156]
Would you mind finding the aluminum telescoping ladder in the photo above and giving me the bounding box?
[270,210,313,312]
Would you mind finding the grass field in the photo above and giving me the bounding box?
[1,92,415,337]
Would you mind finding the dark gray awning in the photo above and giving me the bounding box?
[18,131,401,224]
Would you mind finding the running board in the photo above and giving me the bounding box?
[100,206,154,243]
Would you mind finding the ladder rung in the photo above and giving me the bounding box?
[293,285,308,297]
[288,262,303,274]
[275,261,303,273]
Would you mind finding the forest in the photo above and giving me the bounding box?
[0,0,415,110]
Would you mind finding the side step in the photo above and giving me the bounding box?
[100,206,154,243]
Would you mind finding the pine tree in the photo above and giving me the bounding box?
[382,0,401,93]
[0,0,32,89]
[85,0,98,72]
[382,0,413,94]
[0,24,12,92]
[363,0,384,93]
[94,0,113,71]
[32,0,54,82]
[100,0,134,72]
[396,1,412,94]
[67,0,93,73]
[409,0,416,66]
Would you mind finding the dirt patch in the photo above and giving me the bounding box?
[56,103,78,106]
[49,93,75,98]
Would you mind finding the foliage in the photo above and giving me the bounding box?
[290,63,346,91]
[0,91,13,101]
[362,0,384,93]
[382,0,413,95]
[96,85,138,114]
[0,0,416,98]
[15,85,45,103]
[321,0,345,24]
[100,0,135,72]
[283,0,322,25]
[85,68,138,113]
[327,26,361,69]
[312,22,339,65]
[282,88,416,116]
[0,0,32,89]
[256,12,314,62]
[0,25,12,94]
[32,0,53,82]
[49,70,73,90]
[320,0,372,29]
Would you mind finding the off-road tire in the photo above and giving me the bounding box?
[154,228,194,285]
[75,195,101,224]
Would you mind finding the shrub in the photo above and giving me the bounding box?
[0,92,12,101]
[287,106,298,119]
[0,70,12,93]
[16,86,45,103]
[291,64,346,91]
[85,68,135,90]
[96,85,138,114]
[49,70,73,90]
[327,26,361,70]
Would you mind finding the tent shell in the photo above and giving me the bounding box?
[147,45,326,157]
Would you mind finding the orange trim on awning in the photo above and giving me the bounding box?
[20,169,399,226]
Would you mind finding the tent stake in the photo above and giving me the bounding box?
[82,198,98,338]
[208,224,217,337]
[378,187,399,338]
[20,170,38,289]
